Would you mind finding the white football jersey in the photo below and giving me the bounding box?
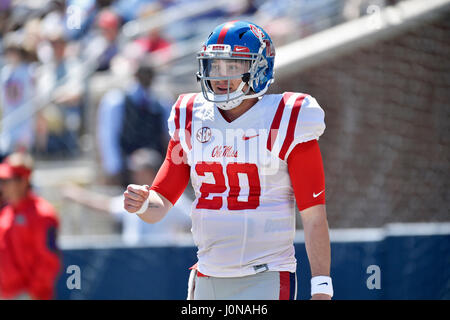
[168,92,325,277]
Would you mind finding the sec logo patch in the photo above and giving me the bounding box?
[196,127,212,143]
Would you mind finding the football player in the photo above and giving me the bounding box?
[124,21,333,300]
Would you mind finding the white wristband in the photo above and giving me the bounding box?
[135,194,150,215]
[311,276,333,297]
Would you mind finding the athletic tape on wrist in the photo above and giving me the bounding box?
[135,194,150,215]
[311,276,333,297]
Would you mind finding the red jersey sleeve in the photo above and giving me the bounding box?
[287,139,326,212]
[150,139,191,205]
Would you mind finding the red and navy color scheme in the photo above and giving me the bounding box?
[279,272,297,300]
[0,192,61,299]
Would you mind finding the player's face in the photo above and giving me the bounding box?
[208,59,250,94]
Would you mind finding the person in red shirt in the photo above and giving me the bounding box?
[0,152,61,300]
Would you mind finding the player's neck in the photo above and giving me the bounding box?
[219,97,259,123]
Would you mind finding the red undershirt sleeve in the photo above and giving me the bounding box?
[287,139,326,212]
[150,139,191,206]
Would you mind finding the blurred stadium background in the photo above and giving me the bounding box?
[0,0,449,299]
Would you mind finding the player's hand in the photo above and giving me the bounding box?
[123,184,150,213]
[311,293,332,300]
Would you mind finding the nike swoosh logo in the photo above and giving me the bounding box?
[242,134,259,141]
[318,282,328,286]
[313,190,325,198]
[235,47,247,51]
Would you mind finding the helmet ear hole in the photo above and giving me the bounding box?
[242,73,250,83]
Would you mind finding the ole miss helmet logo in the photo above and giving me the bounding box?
[249,24,265,40]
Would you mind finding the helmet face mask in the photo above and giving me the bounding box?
[204,59,251,79]
[198,54,254,109]
[196,21,275,110]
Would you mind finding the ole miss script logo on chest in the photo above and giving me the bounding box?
[195,126,238,158]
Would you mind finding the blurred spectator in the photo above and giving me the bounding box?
[0,32,36,157]
[97,61,170,186]
[0,0,12,39]
[96,9,121,71]
[63,147,192,245]
[22,18,43,64]
[63,0,117,41]
[129,1,173,64]
[0,152,61,300]
[133,28,172,65]
[135,28,171,55]
[64,0,98,41]
[83,8,121,72]
[35,24,85,157]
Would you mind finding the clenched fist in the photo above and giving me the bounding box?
[123,184,150,213]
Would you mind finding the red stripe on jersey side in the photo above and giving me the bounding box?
[189,262,198,271]
[188,263,209,277]
[267,92,294,152]
[279,271,291,300]
[278,94,308,161]
[217,20,239,44]
[173,95,185,141]
[184,94,197,150]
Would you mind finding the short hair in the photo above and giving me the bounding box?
[135,62,155,88]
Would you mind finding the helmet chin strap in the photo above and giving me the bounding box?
[213,81,247,110]
[213,77,273,111]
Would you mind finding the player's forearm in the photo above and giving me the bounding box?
[136,190,173,224]
[301,204,331,276]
